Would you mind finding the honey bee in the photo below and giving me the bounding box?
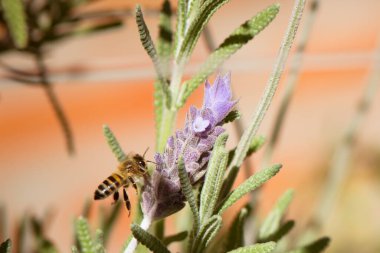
[94,150,149,216]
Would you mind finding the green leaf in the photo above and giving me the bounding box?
[0,0,28,48]
[222,110,241,124]
[225,207,249,251]
[163,231,188,246]
[261,220,294,242]
[178,4,280,106]
[173,0,187,57]
[287,237,330,253]
[228,135,265,166]
[178,157,200,232]
[75,217,95,253]
[103,125,127,163]
[178,0,231,60]
[135,5,171,107]
[0,239,11,253]
[131,224,170,253]
[199,133,228,223]
[227,242,276,253]
[94,230,105,253]
[258,189,294,241]
[192,215,222,253]
[218,164,282,215]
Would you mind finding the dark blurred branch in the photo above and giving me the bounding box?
[35,49,75,155]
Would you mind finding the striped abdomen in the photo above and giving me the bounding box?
[94,173,124,200]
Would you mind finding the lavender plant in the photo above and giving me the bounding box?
[0,0,335,252]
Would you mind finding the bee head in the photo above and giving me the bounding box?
[134,154,147,173]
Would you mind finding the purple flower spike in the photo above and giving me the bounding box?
[141,73,237,220]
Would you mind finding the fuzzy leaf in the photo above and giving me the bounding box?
[178,4,280,106]
[261,220,294,242]
[227,242,276,253]
[131,224,170,253]
[218,164,282,214]
[75,217,95,253]
[225,207,248,251]
[222,110,241,124]
[228,135,265,166]
[1,0,28,48]
[0,239,11,253]
[103,125,127,163]
[192,215,222,253]
[173,0,187,56]
[287,237,330,253]
[163,231,188,246]
[178,0,231,60]
[178,157,200,232]
[200,133,228,223]
[94,230,105,253]
[258,189,294,241]
[135,5,171,107]
[71,246,79,253]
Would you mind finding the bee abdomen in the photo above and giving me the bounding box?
[94,173,123,200]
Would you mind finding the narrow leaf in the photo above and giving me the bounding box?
[178,0,231,60]
[260,220,294,243]
[222,110,241,124]
[218,164,282,214]
[258,189,294,241]
[178,157,200,232]
[227,242,276,253]
[0,239,11,253]
[103,125,127,163]
[287,237,330,253]
[173,0,187,57]
[0,0,28,48]
[178,4,280,106]
[225,207,249,251]
[131,224,170,253]
[228,135,265,166]
[135,5,171,107]
[94,229,105,253]
[200,133,228,223]
[75,217,95,253]
[163,231,188,246]
[192,215,222,253]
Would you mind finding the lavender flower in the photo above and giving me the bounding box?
[142,73,237,220]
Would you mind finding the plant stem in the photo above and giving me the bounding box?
[309,37,380,233]
[228,0,306,174]
[35,49,75,155]
[124,215,152,253]
[262,0,320,169]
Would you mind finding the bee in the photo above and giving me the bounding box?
[94,150,149,216]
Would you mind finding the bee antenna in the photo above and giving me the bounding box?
[142,147,149,158]
[146,160,156,165]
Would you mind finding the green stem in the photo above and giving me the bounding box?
[228,0,306,174]
[262,0,320,169]
[156,107,177,152]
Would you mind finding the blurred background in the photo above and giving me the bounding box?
[0,0,379,252]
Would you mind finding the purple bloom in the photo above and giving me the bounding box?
[142,73,237,220]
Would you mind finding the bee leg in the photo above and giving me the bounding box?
[112,191,119,204]
[128,176,138,195]
[123,187,131,217]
